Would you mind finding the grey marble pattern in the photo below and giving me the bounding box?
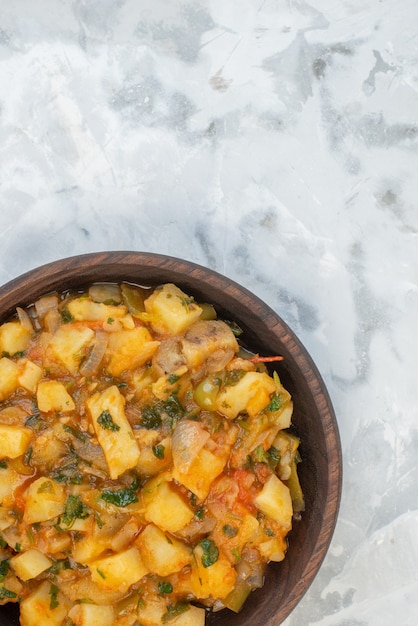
[0,1,417,624]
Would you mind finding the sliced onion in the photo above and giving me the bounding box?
[34,294,59,319]
[79,330,108,377]
[16,306,34,333]
[172,420,210,474]
[44,308,61,334]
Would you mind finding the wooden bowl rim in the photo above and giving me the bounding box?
[0,251,342,626]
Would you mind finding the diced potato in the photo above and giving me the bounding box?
[0,321,32,355]
[10,548,53,581]
[68,604,115,626]
[67,297,127,322]
[0,424,32,459]
[23,477,66,524]
[172,447,227,501]
[136,523,191,576]
[142,475,194,533]
[48,324,94,375]
[144,283,202,336]
[89,547,148,592]
[36,380,75,413]
[30,429,67,472]
[106,327,160,376]
[258,536,287,562]
[17,359,43,393]
[0,357,19,401]
[19,581,69,626]
[0,466,28,509]
[137,597,167,626]
[215,372,276,419]
[135,434,172,476]
[254,474,293,531]
[170,605,206,626]
[190,544,236,600]
[86,385,140,479]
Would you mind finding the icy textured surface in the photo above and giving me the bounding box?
[0,1,417,624]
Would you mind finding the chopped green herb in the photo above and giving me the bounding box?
[61,495,89,528]
[198,538,219,568]
[1,351,9,358]
[107,317,114,324]
[224,320,243,337]
[253,445,268,463]
[62,424,87,442]
[222,524,238,537]
[0,588,17,599]
[266,392,284,412]
[60,309,74,324]
[224,369,246,387]
[158,581,173,595]
[100,478,139,507]
[267,445,280,468]
[97,410,120,432]
[264,527,275,537]
[53,461,82,485]
[37,480,54,494]
[96,568,106,579]
[0,538,7,549]
[14,543,21,553]
[167,374,180,384]
[49,583,59,609]
[0,460,7,469]
[195,507,205,520]
[162,601,190,623]
[25,413,47,431]
[232,548,241,561]
[152,444,165,460]
[0,559,10,581]
[140,405,162,429]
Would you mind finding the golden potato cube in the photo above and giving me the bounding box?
[215,371,276,419]
[10,548,53,581]
[254,474,293,531]
[137,597,167,626]
[67,297,127,322]
[19,581,69,626]
[0,466,28,509]
[17,359,43,393]
[68,604,115,626]
[106,327,160,376]
[169,605,206,626]
[172,447,226,501]
[191,545,236,600]
[142,475,194,533]
[36,380,75,413]
[258,536,287,562]
[89,547,148,592]
[144,283,202,336]
[48,324,94,375]
[0,357,19,401]
[23,477,66,524]
[0,424,32,459]
[136,523,191,576]
[0,321,32,355]
[86,384,140,479]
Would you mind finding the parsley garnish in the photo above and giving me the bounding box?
[158,581,173,595]
[0,588,17,599]
[60,495,89,528]
[0,559,10,581]
[97,410,120,432]
[222,524,238,537]
[49,583,59,609]
[198,538,219,568]
[100,477,139,507]
[162,601,190,623]
[152,444,165,459]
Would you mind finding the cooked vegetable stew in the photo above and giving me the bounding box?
[0,281,304,626]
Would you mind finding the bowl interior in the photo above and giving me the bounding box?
[0,251,342,626]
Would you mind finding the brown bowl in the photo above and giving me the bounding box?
[0,251,342,626]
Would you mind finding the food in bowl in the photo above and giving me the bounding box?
[0,279,305,626]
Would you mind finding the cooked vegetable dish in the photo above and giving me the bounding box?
[0,281,304,626]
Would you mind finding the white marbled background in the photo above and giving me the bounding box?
[0,1,418,624]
